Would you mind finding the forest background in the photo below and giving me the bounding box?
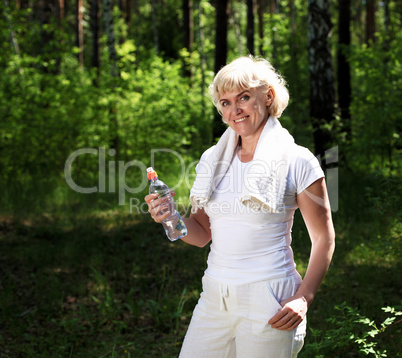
[0,0,401,357]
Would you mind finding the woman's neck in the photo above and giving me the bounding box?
[238,136,258,163]
[237,118,267,162]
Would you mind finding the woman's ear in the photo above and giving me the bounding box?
[266,88,275,106]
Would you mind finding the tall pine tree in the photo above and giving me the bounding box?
[308,0,336,164]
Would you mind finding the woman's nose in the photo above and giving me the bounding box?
[230,104,241,118]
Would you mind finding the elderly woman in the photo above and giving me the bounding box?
[145,56,335,358]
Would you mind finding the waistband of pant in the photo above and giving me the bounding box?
[202,273,302,312]
[203,271,302,291]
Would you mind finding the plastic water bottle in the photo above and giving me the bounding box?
[147,167,188,241]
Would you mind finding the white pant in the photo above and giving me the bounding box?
[179,274,306,358]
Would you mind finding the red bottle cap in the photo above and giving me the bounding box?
[147,167,158,180]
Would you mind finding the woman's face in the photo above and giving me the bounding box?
[219,87,273,140]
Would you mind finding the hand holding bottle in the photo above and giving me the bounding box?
[145,167,187,241]
[145,190,176,223]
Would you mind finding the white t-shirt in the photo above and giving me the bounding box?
[202,145,324,285]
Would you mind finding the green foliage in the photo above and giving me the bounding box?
[0,43,211,216]
[193,0,217,73]
[304,303,402,357]
[0,53,103,213]
[261,2,312,147]
[126,0,183,60]
[117,55,199,157]
[349,32,402,170]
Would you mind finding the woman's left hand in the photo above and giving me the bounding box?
[268,295,308,331]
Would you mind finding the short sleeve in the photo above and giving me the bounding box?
[291,146,325,195]
[194,145,215,174]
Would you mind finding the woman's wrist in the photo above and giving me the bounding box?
[295,289,314,307]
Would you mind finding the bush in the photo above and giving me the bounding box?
[304,303,402,357]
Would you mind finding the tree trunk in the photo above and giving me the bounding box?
[214,0,229,75]
[383,0,391,54]
[102,0,120,152]
[76,0,84,66]
[182,0,193,51]
[182,0,193,77]
[63,0,69,21]
[151,0,159,54]
[90,0,100,82]
[353,0,364,45]
[289,0,296,63]
[269,0,279,62]
[188,1,209,148]
[130,0,140,41]
[213,0,229,140]
[231,3,243,55]
[289,0,295,37]
[2,0,21,57]
[37,0,59,72]
[257,0,264,56]
[118,0,127,42]
[16,0,27,9]
[126,0,131,27]
[102,0,119,77]
[247,0,255,55]
[337,0,351,142]
[288,0,298,93]
[55,0,64,71]
[198,0,206,117]
[59,0,64,20]
[366,0,376,45]
[307,0,336,164]
[268,0,275,14]
[118,0,126,17]
[39,0,54,55]
[384,0,390,34]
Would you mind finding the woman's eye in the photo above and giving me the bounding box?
[221,101,229,107]
[240,95,250,101]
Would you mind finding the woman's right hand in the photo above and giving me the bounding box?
[144,191,176,223]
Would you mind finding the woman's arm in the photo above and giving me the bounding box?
[181,208,212,247]
[268,177,335,330]
[144,192,212,248]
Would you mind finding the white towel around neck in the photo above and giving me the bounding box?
[190,116,295,214]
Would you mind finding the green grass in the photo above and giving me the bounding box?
[0,210,209,357]
[0,169,401,357]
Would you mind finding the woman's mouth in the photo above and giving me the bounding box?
[234,116,248,123]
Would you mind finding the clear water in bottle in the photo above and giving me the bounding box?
[147,167,188,241]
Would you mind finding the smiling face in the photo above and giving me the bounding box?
[219,87,273,140]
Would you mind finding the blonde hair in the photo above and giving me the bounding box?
[209,56,289,120]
